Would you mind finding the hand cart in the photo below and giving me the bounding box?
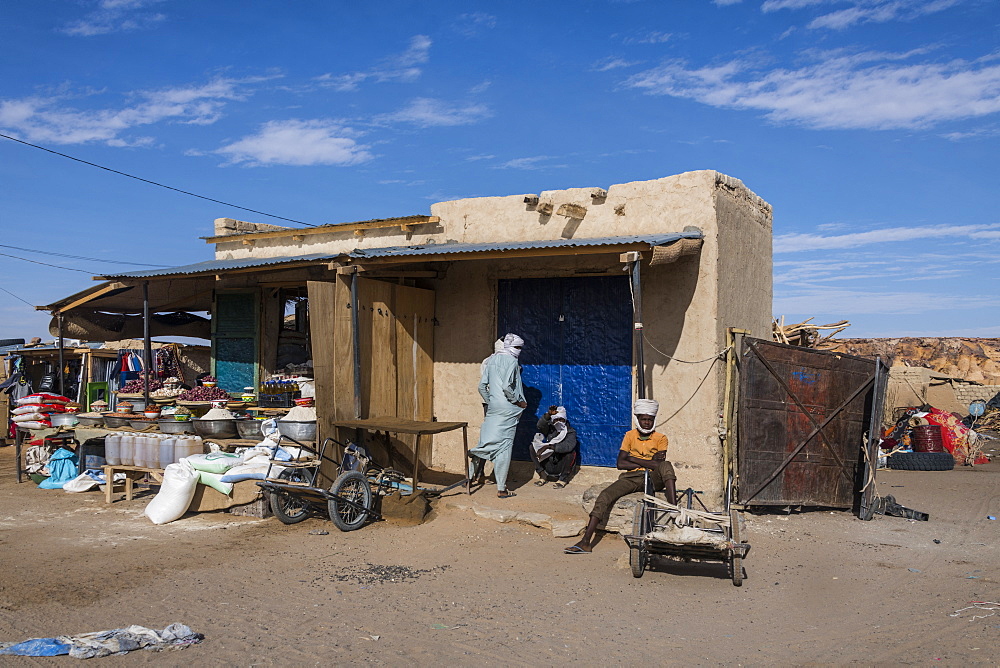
[623,471,750,586]
[257,436,407,531]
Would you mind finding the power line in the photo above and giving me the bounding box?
[0,132,318,228]
[0,251,93,273]
[0,243,170,267]
[0,285,35,307]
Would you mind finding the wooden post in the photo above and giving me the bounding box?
[350,271,363,419]
[142,281,152,404]
[629,257,646,399]
[57,313,65,397]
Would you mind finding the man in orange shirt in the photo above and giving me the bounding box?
[565,399,676,554]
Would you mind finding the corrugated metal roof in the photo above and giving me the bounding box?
[98,253,338,279]
[99,231,702,279]
[348,231,703,259]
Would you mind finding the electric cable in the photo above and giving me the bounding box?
[0,243,170,267]
[0,251,93,273]
[0,285,35,307]
[0,132,317,227]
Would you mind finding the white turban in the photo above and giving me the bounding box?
[553,406,568,422]
[633,399,659,416]
[493,338,504,354]
[501,333,524,358]
[634,399,659,435]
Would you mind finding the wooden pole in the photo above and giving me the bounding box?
[142,281,152,404]
[630,257,646,399]
[350,271,362,419]
[57,312,65,396]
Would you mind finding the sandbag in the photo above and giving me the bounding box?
[219,462,275,483]
[184,452,242,474]
[144,461,199,525]
[16,393,70,405]
[198,471,234,495]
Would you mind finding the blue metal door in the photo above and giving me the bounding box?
[498,276,632,467]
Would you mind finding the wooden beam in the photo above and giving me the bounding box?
[202,216,441,244]
[42,282,128,313]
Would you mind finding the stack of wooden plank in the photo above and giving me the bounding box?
[772,317,850,349]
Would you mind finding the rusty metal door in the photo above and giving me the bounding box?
[736,338,886,510]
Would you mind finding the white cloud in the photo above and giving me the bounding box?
[316,35,431,91]
[215,120,373,167]
[761,0,964,29]
[453,13,497,37]
[775,223,1000,252]
[62,0,166,36]
[377,98,491,127]
[593,57,641,72]
[774,287,1000,315]
[0,76,269,145]
[496,156,568,170]
[623,31,673,45]
[714,0,744,5]
[625,49,1000,130]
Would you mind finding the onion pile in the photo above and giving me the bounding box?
[178,385,231,401]
[121,377,164,393]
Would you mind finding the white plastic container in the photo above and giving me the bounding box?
[159,437,175,470]
[120,434,134,467]
[174,436,203,463]
[105,434,121,466]
[133,435,147,468]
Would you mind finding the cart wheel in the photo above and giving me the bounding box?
[729,507,743,587]
[328,471,373,532]
[269,469,311,525]
[630,503,647,578]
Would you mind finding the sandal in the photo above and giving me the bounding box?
[552,481,566,489]
[534,479,548,487]
[497,490,516,499]
[564,545,591,554]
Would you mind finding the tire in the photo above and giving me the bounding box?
[729,507,743,587]
[630,502,647,578]
[328,471,373,532]
[269,469,311,524]
[887,452,955,471]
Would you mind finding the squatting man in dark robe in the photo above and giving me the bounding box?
[564,398,677,554]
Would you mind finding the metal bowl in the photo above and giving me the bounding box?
[276,420,317,442]
[129,418,157,430]
[101,414,131,428]
[50,413,79,428]
[157,418,194,434]
[75,414,105,427]
[192,418,238,439]
[236,419,263,440]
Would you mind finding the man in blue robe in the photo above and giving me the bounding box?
[469,333,526,498]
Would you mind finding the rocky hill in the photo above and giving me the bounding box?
[828,338,1000,384]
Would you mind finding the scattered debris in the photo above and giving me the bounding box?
[950,602,1000,621]
[772,316,849,349]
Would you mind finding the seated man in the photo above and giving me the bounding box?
[565,398,676,554]
[530,405,578,489]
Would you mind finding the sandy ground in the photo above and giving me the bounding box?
[0,445,998,666]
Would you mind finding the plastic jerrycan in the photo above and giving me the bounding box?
[105,433,121,466]
[159,437,175,469]
[120,434,134,467]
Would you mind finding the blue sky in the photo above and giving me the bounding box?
[1,0,998,341]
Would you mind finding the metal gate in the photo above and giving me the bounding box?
[736,338,886,512]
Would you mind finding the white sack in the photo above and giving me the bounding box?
[144,460,199,525]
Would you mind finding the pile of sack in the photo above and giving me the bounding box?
[11,392,72,430]
[143,443,305,524]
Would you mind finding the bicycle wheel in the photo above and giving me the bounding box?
[269,469,311,524]
[328,470,373,532]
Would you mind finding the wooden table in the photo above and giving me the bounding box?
[332,417,470,494]
[102,465,164,503]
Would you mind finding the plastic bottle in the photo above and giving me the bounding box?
[133,435,147,468]
[105,433,121,466]
[120,434,134,467]
[159,437,175,469]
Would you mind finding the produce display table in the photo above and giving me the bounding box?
[102,465,164,504]
[332,417,470,494]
